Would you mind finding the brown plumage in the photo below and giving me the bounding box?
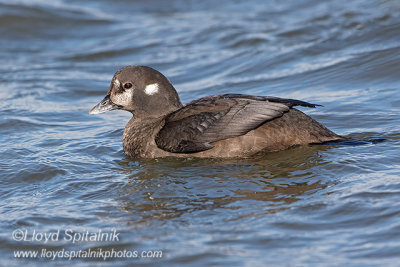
[89,66,343,158]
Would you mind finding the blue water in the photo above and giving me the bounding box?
[1,0,400,266]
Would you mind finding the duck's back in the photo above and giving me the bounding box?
[190,108,342,158]
[123,107,342,159]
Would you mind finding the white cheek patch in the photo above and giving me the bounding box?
[112,89,133,106]
[144,83,159,95]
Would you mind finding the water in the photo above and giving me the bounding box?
[1,0,400,265]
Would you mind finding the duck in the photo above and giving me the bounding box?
[89,65,344,158]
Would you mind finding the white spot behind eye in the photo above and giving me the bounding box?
[144,83,159,95]
[113,79,120,87]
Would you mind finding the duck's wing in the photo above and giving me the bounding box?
[155,94,320,153]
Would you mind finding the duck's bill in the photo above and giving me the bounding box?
[89,95,123,115]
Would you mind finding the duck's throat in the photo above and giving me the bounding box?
[122,117,165,157]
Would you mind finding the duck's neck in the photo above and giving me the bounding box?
[122,116,166,158]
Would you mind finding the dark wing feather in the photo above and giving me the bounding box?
[155,94,319,153]
[215,94,322,108]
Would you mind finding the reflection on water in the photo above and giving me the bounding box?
[116,146,332,223]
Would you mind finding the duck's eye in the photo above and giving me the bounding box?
[124,83,133,89]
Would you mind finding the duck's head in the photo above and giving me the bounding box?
[89,66,182,119]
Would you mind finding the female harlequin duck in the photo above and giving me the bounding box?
[89,66,343,158]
